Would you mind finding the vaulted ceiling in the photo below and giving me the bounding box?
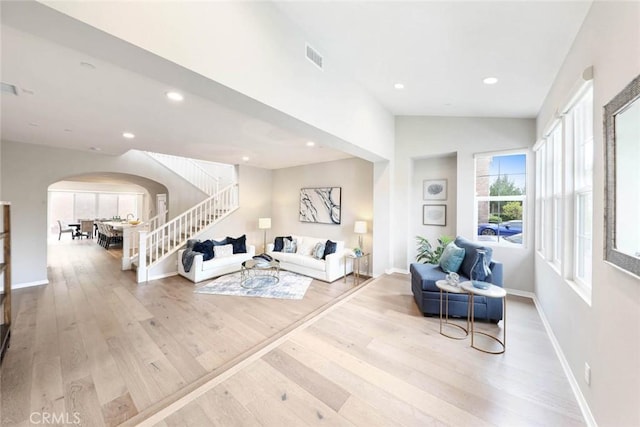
[1,1,592,169]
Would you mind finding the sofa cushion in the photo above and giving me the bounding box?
[312,241,325,259]
[283,238,297,253]
[299,256,327,271]
[410,262,447,292]
[273,236,292,252]
[214,244,233,258]
[455,236,493,279]
[323,240,337,259]
[202,253,245,271]
[439,242,465,273]
[193,240,214,261]
[226,235,247,254]
[296,237,313,256]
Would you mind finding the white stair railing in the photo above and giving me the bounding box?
[122,211,168,270]
[136,183,238,282]
[145,151,221,196]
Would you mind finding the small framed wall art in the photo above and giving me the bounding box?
[423,204,446,226]
[423,179,447,201]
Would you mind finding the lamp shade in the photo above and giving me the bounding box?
[258,218,271,229]
[354,221,367,234]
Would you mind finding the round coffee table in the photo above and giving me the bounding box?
[435,280,469,339]
[240,258,280,289]
[460,280,506,354]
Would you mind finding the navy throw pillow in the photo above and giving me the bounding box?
[193,240,214,261]
[323,240,337,260]
[273,236,292,252]
[226,235,247,254]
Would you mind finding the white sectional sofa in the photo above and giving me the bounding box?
[178,240,255,283]
[266,235,352,282]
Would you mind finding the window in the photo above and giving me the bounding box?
[475,152,527,246]
[48,190,143,236]
[550,124,563,267]
[535,83,593,295]
[572,87,593,286]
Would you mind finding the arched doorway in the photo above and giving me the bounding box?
[47,172,168,242]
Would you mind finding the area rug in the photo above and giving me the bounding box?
[194,270,313,300]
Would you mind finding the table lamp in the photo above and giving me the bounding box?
[354,220,367,251]
[258,217,271,254]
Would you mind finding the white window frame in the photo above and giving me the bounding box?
[570,85,594,289]
[474,149,528,247]
[534,80,593,304]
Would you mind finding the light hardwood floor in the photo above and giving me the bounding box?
[1,239,585,426]
[149,275,585,427]
[0,239,357,426]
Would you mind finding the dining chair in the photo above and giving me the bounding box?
[78,220,94,239]
[57,220,75,240]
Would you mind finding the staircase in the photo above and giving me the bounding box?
[135,183,238,283]
[133,151,239,283]
[145,151,225,196]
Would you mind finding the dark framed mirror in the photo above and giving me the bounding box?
[604,73,640,277]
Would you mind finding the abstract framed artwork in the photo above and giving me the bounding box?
[423,179,447,200]
[299,187,342,224]
[423,204,446,226]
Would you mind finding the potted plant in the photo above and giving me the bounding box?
[416,235,453,264]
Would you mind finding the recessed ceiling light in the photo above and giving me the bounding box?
[394,83,405,90]
[483,77,499,85]
[80,61,96,69]
[306,141,315,147]
[90,147,102,151]
[22,88,35,95]
[242,156,250,162]
[64,128,72,132]
[28,122,38,127]
[122,132,135,139]
[166,91,184,102]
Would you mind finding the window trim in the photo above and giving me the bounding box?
[474,149,529,248]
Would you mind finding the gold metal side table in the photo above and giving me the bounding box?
[460,281,506,354]
[435,280,469,340]
[344,253,370,285]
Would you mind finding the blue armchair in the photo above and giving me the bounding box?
[410,236,504,322]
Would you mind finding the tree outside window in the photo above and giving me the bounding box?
[476,153,527,245]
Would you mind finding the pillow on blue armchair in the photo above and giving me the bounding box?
[439,242,465,273]
[454,236,493,279]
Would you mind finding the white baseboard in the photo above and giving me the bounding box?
[504,288,535,299]
[12,279,49,290]
[531,295,597,427]
[145,271,178,282]
[386,267,409,275]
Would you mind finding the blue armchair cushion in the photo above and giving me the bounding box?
[454,236,493,279]
[439,242,465,273]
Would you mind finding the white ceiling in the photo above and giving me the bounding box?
[275,1,592,117]
[1,1,592,170]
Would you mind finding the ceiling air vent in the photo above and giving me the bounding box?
[1,82,18,96]
[305,43,323,70]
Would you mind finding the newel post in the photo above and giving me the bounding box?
[137,230,148,283]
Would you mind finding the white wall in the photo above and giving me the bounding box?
[395,117,536,292]
[535,2,640,426]
[0,141,208,286]
[271,158,374,255]
[411,155,457,262]
[194,164,274,252]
